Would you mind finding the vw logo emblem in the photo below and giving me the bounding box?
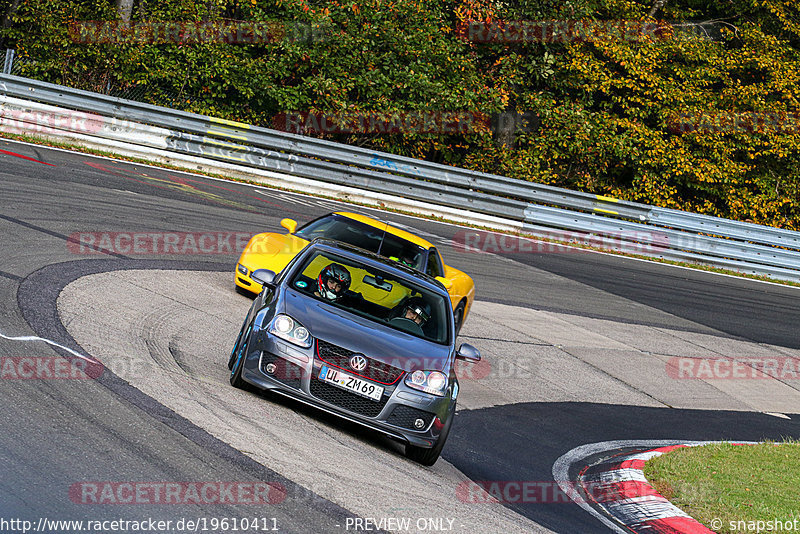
[349,354,368,372]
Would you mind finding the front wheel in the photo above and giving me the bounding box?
[229,325,252,389]
[405,408,454,466]
[453,302,466,337]
[228,321,248,370]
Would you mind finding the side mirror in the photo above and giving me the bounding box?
[455,343,480,363]
[281,218,298,234]
[250,269,277,288]
[435,276,453,290]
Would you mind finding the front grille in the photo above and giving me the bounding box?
[387,405,436,431]
[260,352,303,389]
[309,374,390,418]
[316,339,404,385]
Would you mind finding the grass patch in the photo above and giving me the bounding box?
[643,441,800,533]
[3,131,800,289]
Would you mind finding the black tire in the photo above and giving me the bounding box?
[453,301,466,337]
[235,284,256,298]
[229,325,252,389]
[228,326,244,370]
[405,407,454,466]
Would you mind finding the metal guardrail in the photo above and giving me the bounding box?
[1,73,800,282]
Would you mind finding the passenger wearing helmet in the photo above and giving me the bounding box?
[402,296,431,326]
[316,263,351,301]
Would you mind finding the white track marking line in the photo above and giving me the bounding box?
[0,330,100,365]
[254,189,318,208]
[277,192,316,207]
[765,412,791,419]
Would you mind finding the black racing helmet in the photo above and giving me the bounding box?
[404,296,432,325]
[317,263,351,300]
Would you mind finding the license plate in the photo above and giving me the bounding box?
[318,365,384,402]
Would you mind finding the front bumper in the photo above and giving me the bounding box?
[235,264,262,294]
[238,334,454,449]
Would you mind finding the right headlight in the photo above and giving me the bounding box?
[268,314,312,348]
[404,370,448,396]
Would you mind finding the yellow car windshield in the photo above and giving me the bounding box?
[294,214,426,271]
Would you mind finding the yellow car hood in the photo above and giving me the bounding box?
[239,233,310,273]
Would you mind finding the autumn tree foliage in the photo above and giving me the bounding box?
[1,0,798,228]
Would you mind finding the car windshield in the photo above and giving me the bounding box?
[295,214,427,271]
[289,250,450,344]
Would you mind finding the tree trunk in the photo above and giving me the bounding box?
[116,0,135,22]
[0,0,22,49]
[648,0,667,18]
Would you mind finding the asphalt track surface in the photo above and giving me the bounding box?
[1,137,799,533]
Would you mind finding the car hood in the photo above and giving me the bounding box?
[281,290,452,372]
[241,232,309,270]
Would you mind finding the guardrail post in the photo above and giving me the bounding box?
[3,49,14,74]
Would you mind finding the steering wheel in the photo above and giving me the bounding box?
[388,317,424,336]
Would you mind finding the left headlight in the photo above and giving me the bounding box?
[237,264,248,275]
[268,314,312,348]
[404,370,448,396]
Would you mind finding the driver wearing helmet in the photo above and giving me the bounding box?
[402,296,431,326]
[316,263,351,301]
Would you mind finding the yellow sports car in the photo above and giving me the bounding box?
[235,212,475,332]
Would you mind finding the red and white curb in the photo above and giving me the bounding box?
[578,444,714,533]
[553,440,758,534]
